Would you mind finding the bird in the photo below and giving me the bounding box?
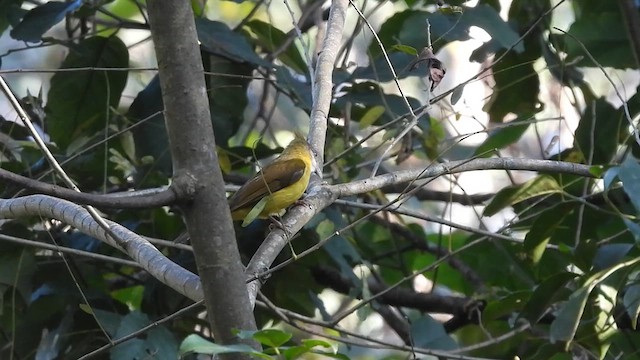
[228,134,318,225]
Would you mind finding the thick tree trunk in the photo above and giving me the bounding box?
[146,0,258,355]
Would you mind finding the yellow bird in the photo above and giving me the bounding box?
[228,135,318,224]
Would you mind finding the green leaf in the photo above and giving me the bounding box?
[484,175,562,216]
[523,203,573,264]
[474,116,531,157]
[46,36,129,151]
[252,329,292,348]
[519,272,577,324]
[390,44,417,56]
[242,196,269,227]
[128,75,172,177]
[275,66,312,110]
[110,285,144,310]
[550,257,640,347]
[482,291,529,321]
[359,105,386,129]
[574,99,623,165]
[179,334,268,358]
[0,249,36,301]
[550,287,590,347]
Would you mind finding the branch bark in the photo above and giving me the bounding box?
[146,0,257,351]
[0,168,176,208]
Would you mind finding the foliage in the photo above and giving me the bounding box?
[0,0,640,359]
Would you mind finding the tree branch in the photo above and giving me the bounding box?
[146,0,258,351]
[308,0,347,167]
[334,158,596,197]
[0,195,202,300]
[0,168,176,209]
[381,182,493,205]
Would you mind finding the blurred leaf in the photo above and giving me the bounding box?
[557,11,634,69]
[179,334,267,358]
[592,244,633,271]
[550,287,590,347]
[206,56,253,146]
[128,75,172,177]
[616,156,640,213]
[523,203,573,264]
[111,286,144,310]
[242,196,268,227]
[450,84,464,105]
[0,0,24,35]
[624,281,640,329]
[46,36,129,151]
[474,116,532,157]
[111,311,178,360]
[334,82,421,126]
[251,329,292,347]
[358,105,386,129]
[551,257,640,347]
[196,18,271,68]
[369,5,521,58]
[275,66,312,110]
[483,50,541,122]
[484,175,562,216]
[390,44,417,55]
[245,20,307,75]
[520,272,577,324]
[10,0,82,43]
[410,315,458,350]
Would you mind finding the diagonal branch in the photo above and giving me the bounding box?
[0,195,202,300]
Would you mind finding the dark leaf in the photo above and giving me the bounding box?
[195,18,271,68]
[10,0,82,43]
[474,115,532,157]
[46,36,129,151]
[245,20,307,75]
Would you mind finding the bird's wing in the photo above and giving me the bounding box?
[228,158,306,211]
